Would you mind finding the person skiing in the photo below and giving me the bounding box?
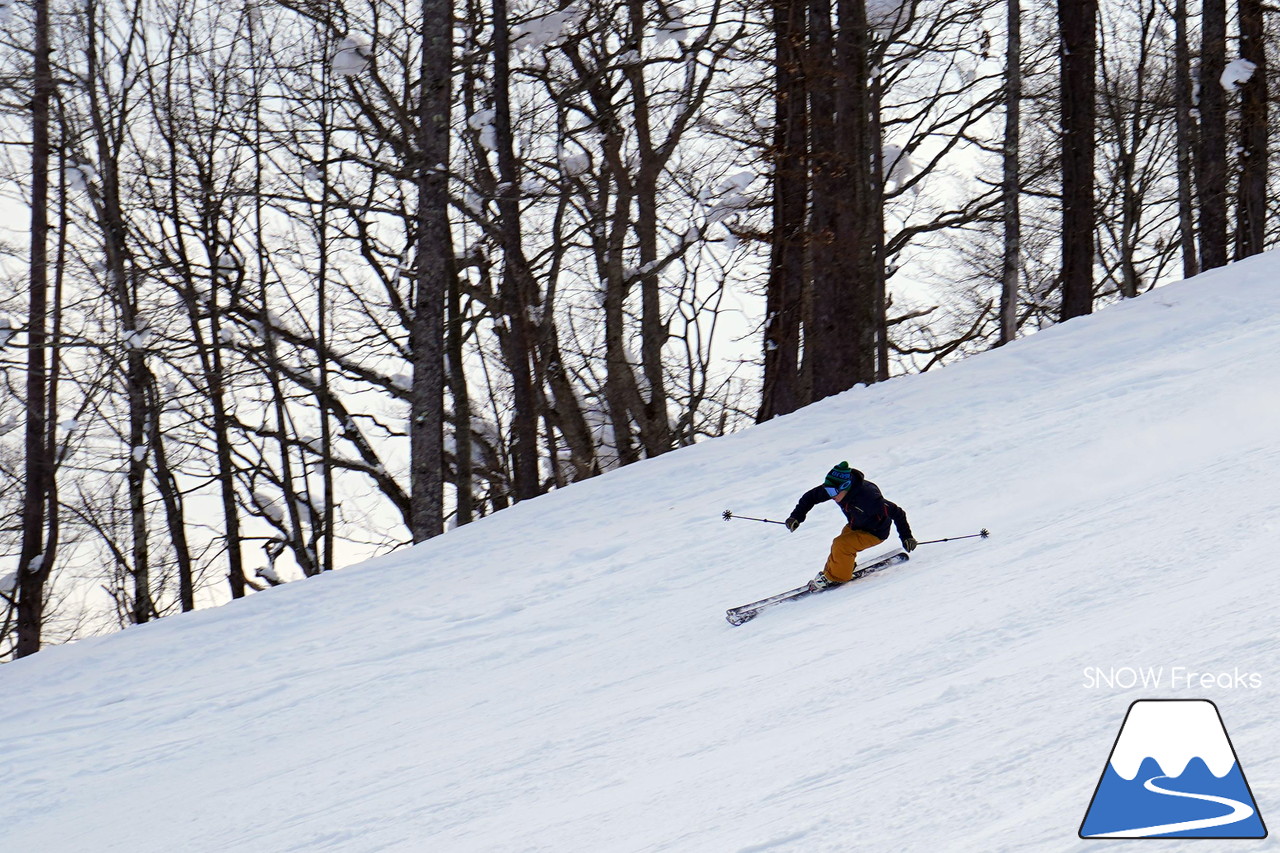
[785,461,917,592]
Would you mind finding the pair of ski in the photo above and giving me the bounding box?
[725,550,910,626]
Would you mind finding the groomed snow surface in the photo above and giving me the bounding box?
[4,256,1280,852]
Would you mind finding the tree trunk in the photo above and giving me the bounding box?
[1000,0,1022,345]
[1235,0,1266,259]
[206,267,247,600]
[809,0,878,400]
[410,0,452,540]
[1197,0,1228,270]
[837,0,877,390]
[805,0,835,400]
[147,377,196,610]
[626,0,673,457]
[759,0,808,421]
[105,145,152,621]
[601,175,641,467]
[314,44,336,573]
[536,313,597,482]
[492,0,543,500]
[85,0,154,621]
[1173,0,1198,278]
[1058,0,1097,321]
[16,0,54,658]
[870,60,888,382]
[447,269,474,524]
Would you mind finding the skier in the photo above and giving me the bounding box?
[785,461,917,592]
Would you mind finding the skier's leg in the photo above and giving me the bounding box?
[822,527,885,583]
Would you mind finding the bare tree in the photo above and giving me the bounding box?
[76,0,162,621]
[410,0,452,541]
[1000,0,1021,344]
[488,0,544,500]
[758,0,808,420]
[1197,0,1228,270]
[1234,0,1266,259]
[1171,0,1198,278]
[1058,0,1097,320]
[808,0,879,400]
[16,0,57,658]
[1095,0,1180,301]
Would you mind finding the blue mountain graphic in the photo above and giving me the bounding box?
[1081,756,1266,838]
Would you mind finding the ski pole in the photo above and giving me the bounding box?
[916,529,990,545]
[722,510,788,526]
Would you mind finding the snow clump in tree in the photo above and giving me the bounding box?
[123,319,153,350]
[704,170,756,224]
[882,144,916,193]
[65,160,97,192]
[867,0,909,33]
[654,5,691,44]
[331,36,371,77]
[557,146,590,176]
[511,6,585,51]
[468,109,497,152]
[1220,58,1257,93]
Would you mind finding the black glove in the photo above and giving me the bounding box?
[785,517,801,532]
[902,537,918,552]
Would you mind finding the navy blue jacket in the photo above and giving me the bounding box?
[789,471,912,542]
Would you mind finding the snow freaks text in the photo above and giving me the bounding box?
[1082,667,1263,691]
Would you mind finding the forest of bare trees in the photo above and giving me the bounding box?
[0,0,1275,657]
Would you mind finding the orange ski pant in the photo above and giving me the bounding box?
[823,526,885,583]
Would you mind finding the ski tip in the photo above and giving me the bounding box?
[726,610,756,626]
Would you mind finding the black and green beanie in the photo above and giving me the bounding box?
[824,461,854,492]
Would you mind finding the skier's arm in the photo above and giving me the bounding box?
[788,485,831,524]
[887,500,913,541]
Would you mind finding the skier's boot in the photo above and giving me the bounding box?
[807,571,839,593]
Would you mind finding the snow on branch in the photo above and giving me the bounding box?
[468,109,498,152]
[1220,58,1257,93]
[654,5,691,45]
[65,159,97,192]
[882,144,916,194]
[511,7,585,51]
[867,0,910,34]
[331,36,371,77]
[703,170,757,225]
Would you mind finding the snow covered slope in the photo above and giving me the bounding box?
[4,258,1280,852]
